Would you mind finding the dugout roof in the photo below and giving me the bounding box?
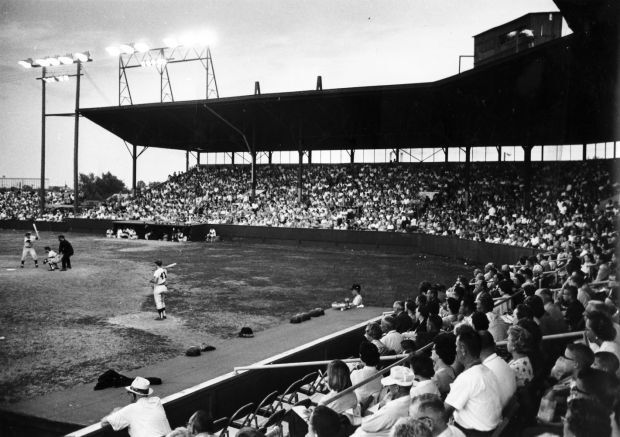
[80,1,619,154]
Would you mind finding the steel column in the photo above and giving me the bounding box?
[298,149,303,202]
[73,62,81,214]
[132,144,137,193]
[40,68,46,215]
[582,143,587,160]
[250,151,256,200]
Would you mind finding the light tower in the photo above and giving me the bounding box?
[106,34,219,193]
[107,35,219,105]
[18,51,92,215]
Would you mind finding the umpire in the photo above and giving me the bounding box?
[58,235,74,271]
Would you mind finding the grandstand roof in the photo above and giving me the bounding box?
[81,8,618,154]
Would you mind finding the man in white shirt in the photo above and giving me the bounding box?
[410,393,465,437]
[478,331,516,408]
[350,284,364,307]
[351,366,413,437]
[445,326,502,436]
[380,316,403,354]
[101,377,171,437]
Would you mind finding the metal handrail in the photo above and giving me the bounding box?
[495,330,583,347]
[233,354,408,374]
[320,342,433,406]
[321,330,583,406]
[493,289,524,308]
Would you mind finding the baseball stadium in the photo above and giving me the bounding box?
[1,1,619,437]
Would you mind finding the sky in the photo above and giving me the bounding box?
[0,0,562,188]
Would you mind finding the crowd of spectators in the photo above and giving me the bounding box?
[322,247,619,437]
[0,187,73,221]
[1,160,618,251]
[98,241,619,437]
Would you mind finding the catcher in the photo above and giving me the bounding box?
[43,246,62,271]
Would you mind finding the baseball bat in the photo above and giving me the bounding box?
[165,263,177,268]
[33,222,40,238]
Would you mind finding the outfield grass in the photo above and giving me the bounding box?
[0,229,470,404]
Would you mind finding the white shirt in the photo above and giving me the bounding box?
[104,396,172,437]
[445,364,502,431]
[319,389,358,415]
[482,353,516,408]
[409,379,440,399]
[599,341,620,376]
[381,330,403,354]
[23,235,37,248]
[352,395,410,437]
[153,267,167,285]
[350,365,382,403]
[352,294,363,307]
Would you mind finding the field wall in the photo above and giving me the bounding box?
[0,219,535,266]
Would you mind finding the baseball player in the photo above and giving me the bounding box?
[150,260,168,320]
[43,246,61,271]
[21,231,39,268]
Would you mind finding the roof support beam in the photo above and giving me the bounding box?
[132,144,137,194]
[582,143,587,161]
[298,148,303,202]
[250,150,256,201]
[250,125,257,201]
[392,148,400,163]
[202,104,252,154]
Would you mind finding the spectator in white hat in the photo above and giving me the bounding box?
[101,376,171,437]
[351,365,414,437]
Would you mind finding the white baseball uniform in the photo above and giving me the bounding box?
[46,249,61,269]
[153,267,168,310]
[21,235,38,261]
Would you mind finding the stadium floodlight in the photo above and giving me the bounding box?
[119,44,135,54]
[163,36,179,48]
[58,55,74,65]
[18,49,92,216]
[46,57,60,67]
[73,51,91,62]
[195,30,216,46]
[134,42,150,53]
[106,46,121,56]
[18,58,34,68]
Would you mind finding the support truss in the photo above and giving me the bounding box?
[118,45,219,105]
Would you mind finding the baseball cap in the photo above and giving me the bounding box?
[154,260,162,266]
[381,366,414,387]
[351,284,361,292]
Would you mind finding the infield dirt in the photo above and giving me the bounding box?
[0,229,470,404]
